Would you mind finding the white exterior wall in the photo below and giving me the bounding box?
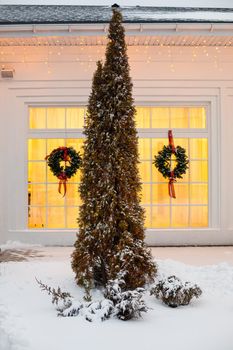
[0,45,233,246]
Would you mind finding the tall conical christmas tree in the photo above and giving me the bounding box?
[71,8,156,292]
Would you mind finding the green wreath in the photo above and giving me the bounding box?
[153,145,189,179]
[45,146,82,180]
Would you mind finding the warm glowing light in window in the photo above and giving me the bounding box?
[28,106,208,229]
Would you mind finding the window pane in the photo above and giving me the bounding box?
[151,107,169,128]
[190,139,208,159]
[138,139,151,160]
[178,169,189,183]
[28,162,46,183]
[190,161,208,182]
[29,108,46,129]
[47,139,65,154]
[171,206,189,227]
[190,206,208,227]
[190,107,206,128]
[28,139,46,161]
[47,108,65,129]
[47,168,59,183]
[138,161,151,182]
[66,138,84,155]
[28,207,46,228]
[152,168,167,183]
[190,184,208,205]
[152,138,167,156]
[175,138,189,152]
[171,184,189,205]
[69,171,81,183]
[66,185,82,206]
[170,107,189,128]
[152,139,168,182]
[152,184,170,204]
[141,184,151,204]
[143,206,151,228]
[135,107,150,128]
[67,207,79,228]
[151,206,170,228]
[66,108,85,129]
[29,184,46,206]
[47,184,65,206]
[47,207,65,228]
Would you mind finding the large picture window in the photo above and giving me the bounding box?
[28,137,83,229]
[28,106,208,229]
[136,106,208,228]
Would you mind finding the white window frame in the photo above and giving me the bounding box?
[12,95,219,246]
[27,101,214,231]
[27,104,86,230]
[134,97,220,242]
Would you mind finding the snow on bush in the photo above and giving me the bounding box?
[57,301,83,317]
[83,300,114,322]
[105,279,148,320]
[37,277,113,322]
[37,277,148,322]
[150,275,202,308]
[114,289,148,321]
[58,299,114,322]
[36,275,202,321]
[104,278,124,303]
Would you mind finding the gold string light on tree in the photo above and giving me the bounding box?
[153,130,189,199]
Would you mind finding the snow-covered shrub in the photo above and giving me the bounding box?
[57,301,82,317]
[36,278,147,322]
[105,279,148,320]
[104,278,125,303]
[114,289,148,321]
[83,300,114,322]
[58,299,113,321]
[57,299,114,321]
[36,278,114,321]
[150,275,202,308]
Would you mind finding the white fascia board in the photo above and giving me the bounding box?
[1,22,233,38]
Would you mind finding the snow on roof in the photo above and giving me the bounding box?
[1,5,233,24]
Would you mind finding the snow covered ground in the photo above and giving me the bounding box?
[0,244,233,350]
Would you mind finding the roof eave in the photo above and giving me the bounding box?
[1,22,233,39]
[2,20,233,25]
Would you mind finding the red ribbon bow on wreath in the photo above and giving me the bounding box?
[57,147,69,197]
[168,130,176,199]
[59,146,69,162]
[58,172,68,197]
[56,147,69,197]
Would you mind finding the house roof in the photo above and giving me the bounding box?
[1,5,233,25]
[1,5,233,48]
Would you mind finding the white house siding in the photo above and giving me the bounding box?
[0,44,233,245]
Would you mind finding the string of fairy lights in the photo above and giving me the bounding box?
[0,36,232,74]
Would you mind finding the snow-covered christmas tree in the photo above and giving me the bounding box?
[71,7,156,293]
